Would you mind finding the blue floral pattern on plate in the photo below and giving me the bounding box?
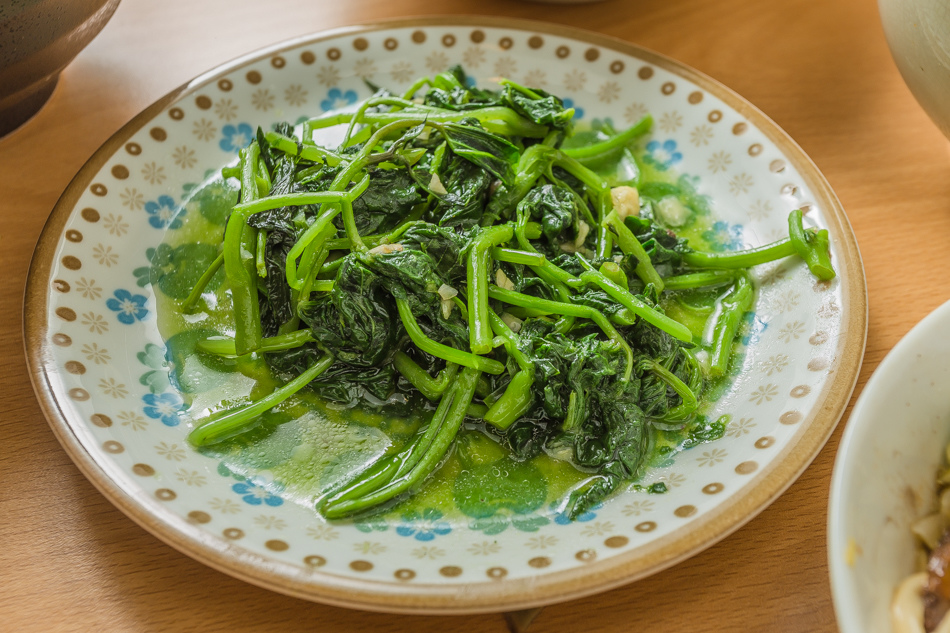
[219,123,254,152]
[644,139,683,171]
[396,508,451,541]
[142,392,183,426]
[232,480,284,507]
[145,195,183,230]
[106,289,148,324]
[137,343,171,394]
[320,88,358,112]
[703,220,745,251]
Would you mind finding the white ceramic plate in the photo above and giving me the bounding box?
[25,17,866,614]
[829,300,950,632]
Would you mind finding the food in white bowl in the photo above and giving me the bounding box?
[830,300,950,633]
[891,443,950,633]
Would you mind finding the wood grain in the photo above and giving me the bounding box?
[2,0,947,630]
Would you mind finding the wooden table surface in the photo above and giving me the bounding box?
[3,0,949,630]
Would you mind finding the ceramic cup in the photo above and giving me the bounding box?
[0,0,121,137]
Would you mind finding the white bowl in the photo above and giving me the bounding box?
[829,300,950,632]
[879,0,950,139]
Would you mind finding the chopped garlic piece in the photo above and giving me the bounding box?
[559,242,577,253]
[429,172,447,195]
[441,298,454,319]
[500,312,523,333]
[368,243,405,255]
[495,268,516,291]
[656,196,691,227]
[574,220,591,248]
[438,284,458,300]
[610,186,640,219]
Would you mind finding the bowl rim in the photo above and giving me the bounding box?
[24,15,868,614]
[828,299,950,632]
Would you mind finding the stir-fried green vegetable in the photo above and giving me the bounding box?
[183,66,835,519]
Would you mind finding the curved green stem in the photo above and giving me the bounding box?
[322,366,481,518]
[709,272,754,377]
[197,329,315,356]
[483,310,535,430]
[663,270,736,290]
[181,252,223,313]
[325,383,459,505]
[576,258,692,343]
[400,76,431,100]
[255,231,268,278]
[318,256,345,276]
[647,360,698,421]
[561,115,653,163]
[321,453,404,507]
[788,209,836,280]
[605,210,664,291]
[393,351,459,400]
[291,223,336,329]
[289,123,414,286]
[599,261,628,288]
[224,143,262,354]
[467,224,514,354]
[188,354,334,446]
[396,297,505,374]
[682,239,796,269]
[340,198,366,252]
[283,174,370,288]
[492,247,545,267]
[487,286,632,382]
[262,130,342,165]
[230,186,365,216]
[359,106,548,138]
[303,112,351,138]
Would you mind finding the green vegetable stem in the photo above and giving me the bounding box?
[321,366,481,518]
[224,142,263,355]
[467,224,514,354]
[188,353,334,446]
[709,272,754,377]
[483,310,536,430]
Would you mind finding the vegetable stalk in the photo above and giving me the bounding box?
[188,353,334,446]
[576,257,693,343]
[467,224,514,354]
[396,297,505,375]
[393,352,459,400]
[224,142,263,354]
[322,366,481,518]
[483,310,535,429]
[709,272,754,376]
[487,285,633,382]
